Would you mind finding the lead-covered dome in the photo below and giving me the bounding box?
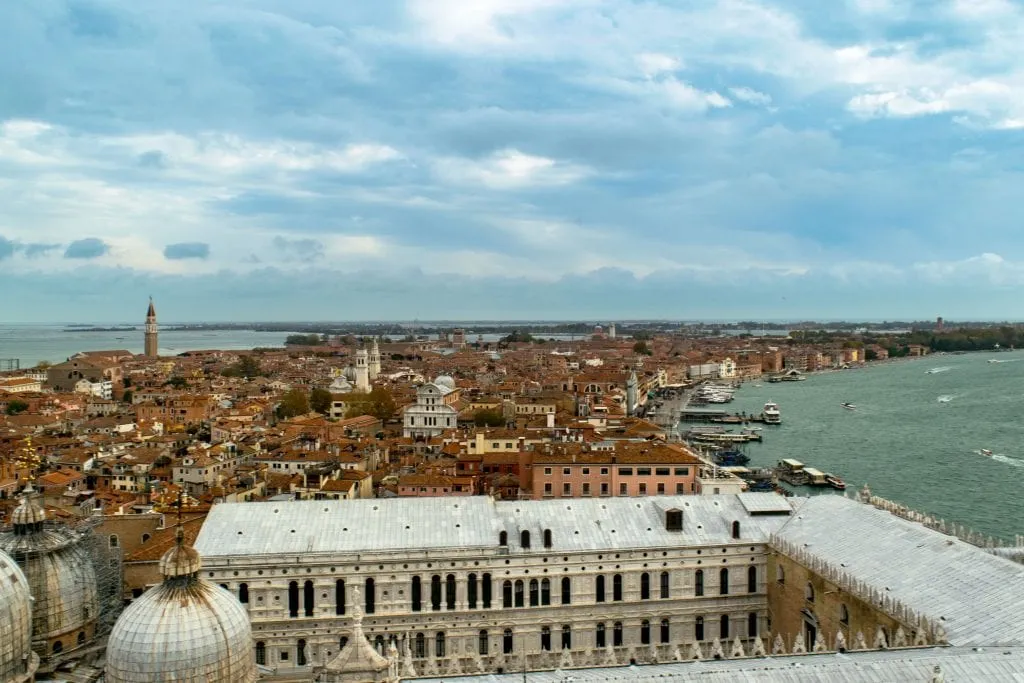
[0,487,98,658]
[0,549,38,683]
[104,528,257,683]
[433,375,456,392]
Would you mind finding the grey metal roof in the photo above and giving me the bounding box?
[738,492,795,515]
[775,495,1024,648]
[410,646,1024,682]
[194,495,797,559]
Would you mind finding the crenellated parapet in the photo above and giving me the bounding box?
[770,533,948,648]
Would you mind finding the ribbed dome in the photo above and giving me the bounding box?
[105,532,257,683]
[0,549,38,683]
[0,492,98,655]
[433,375,456,392]
[10,489,44,528]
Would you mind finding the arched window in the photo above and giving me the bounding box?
[414,633,426,658]
[239,583,249,604]
[695,569,704,597]
[561,624,572,649]
[374,635,385,653]
[502,580,513,608]
[747,566,757,593]
[805,582,815,602]
[478,630,489,655]
[499,531,508,546]
[521,530,531,549]
[220,583,229,591]
[288,581,299,618]
[514,579,524,607]
[540,626,552,651]
[596,575,606,603]
[108,535,119,548]
[660,618,670,643]
[335,579,346,615]
[719,568,729,595]
[77,631,86,645]
[364,578,375,614]
[613,621,623,646]
[468,573,478,609]
[543,528,552,548]
[720,614,730,639]
[431,575,442,611]
[482,573,492,608]
[840,604,849,625]
[141,533,151,543]
[256,641,266,665]
[303,580,314,616]
[53,641,63,654]
[596,623,606,648]
[660,571,670,599]
[640,620,651,644]
[445,574,456,610]
[503,629,514,654]
[435,632,446,658]
[695,616,705,641]
[541,578,551,606]
[529,579,539,607]
[612,574,623,601]
[748,612,758,637]
[411,576,421,612]
[731,520,741,539]
[640,572,651,600]
[776,564,785,584]
[297,638,307,666]
[561,576,571,605]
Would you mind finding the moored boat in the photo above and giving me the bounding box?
[825,473,846,490]
[762,401,781,424]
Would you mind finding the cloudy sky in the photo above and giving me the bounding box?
[2,0,1024,322]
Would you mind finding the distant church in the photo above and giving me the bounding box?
[143,298,158,357]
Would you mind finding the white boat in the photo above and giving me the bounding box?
[980,449,993,457]
[762,401,781,424]
[840,402,856,410]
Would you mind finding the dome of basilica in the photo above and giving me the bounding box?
[0,549,38,683]
[0,486,98,659]
[104,528,257,683]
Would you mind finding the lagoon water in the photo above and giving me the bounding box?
[0,325,301,367]
[724,352,1024,540]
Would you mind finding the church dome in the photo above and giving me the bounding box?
[0,490,98,658]
[0,550,38,683]
[105,529,257,683]
[433,375,456,392]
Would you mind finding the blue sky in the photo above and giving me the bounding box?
[2,0,1024,322]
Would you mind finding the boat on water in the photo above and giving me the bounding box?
[825,473,846,490]
[840,402,856,410]
[762,402,781,425]
[980,449,993,457]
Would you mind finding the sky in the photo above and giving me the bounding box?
[2,0,1024,322]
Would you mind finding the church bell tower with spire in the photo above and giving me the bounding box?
[144,297,158,357]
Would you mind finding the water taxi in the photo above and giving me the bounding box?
[825,473,846,490]
[980,449,993,457]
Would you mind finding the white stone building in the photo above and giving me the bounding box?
[193,494,789,677]
[402,376,459,439]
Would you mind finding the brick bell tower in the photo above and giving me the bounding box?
[144,297,159,357]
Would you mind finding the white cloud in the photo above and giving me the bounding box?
[434,149,592,188]
[636,52,681,78]
[729,87,772,106]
